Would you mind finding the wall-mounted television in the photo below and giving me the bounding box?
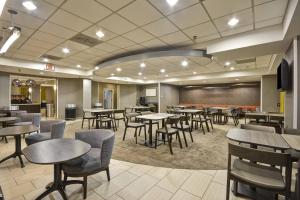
[277,58,289,91]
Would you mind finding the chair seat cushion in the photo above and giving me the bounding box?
[127,122,144,127]
[25,132,51,145]
[13,121,33,126]
[62,148,102,175]
[157,128,178,134]
[231,159,285,190]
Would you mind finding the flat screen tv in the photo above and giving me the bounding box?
[277,58,289,91]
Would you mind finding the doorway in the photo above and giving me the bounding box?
[103,89,113,109]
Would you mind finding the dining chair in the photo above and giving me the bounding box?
[96,111,116,131]
[112,109,125,129]
[173,115,193,147]
[81,110,96,129]
[12,113,41,138]
[25,120,66,145]
[155,116,182,154]
[191,112,208,134]
[62,129,115,199]
[226,143,292,200]
[123,113,146,144]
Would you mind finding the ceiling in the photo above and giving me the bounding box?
[0,0,291,85]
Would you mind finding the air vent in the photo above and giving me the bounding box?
[41,54,62,61]
[70,33,102,47]
[236,57,256,64]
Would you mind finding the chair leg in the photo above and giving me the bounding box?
[144,126,147,141]
[205,121,210,132]
[177,132,183,149]
[88,119,90,129]
[92,119,95,127]
[83,176,87,199]
[210,120,214,129]
[106,167,110,181]
[181,130,188,147]
[81,119,84,128]
[189,129,194,142]
[155,132,158,149]
[138,126,141,136]
[63,173,68,189]
[226,178,230,200]
[134,128,138,144]
[123,127,127,141]
[168,135,173,154]
[201,122,206,135]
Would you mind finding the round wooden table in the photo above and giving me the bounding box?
[0,125,38,167]
[22,139,91,200]
[0,117,19,143]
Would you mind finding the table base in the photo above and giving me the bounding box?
[0,135,24,167]
[139,140,162,148]
[36,164,67,200]
[232,182,276,200]
[0,136,8,143]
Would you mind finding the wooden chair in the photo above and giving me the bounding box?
[96,111,116,131]
[173,115,193,147]
[112,109,125,129]
[191,112,208,134]
[123,113,146,144]
[226,143,292,200]
[155,117,182,154]
[81,110,96,129]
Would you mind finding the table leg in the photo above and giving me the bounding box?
[0,135,24,168]
[148,120,153,145]
[296,161,300,200]
[35,164,67,200]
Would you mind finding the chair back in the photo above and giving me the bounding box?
[19,113,41,127]
[283,128,300,135]
[83,110,94,118]
[241,124,275,133]
[140,111,152,115]
[180,115,190,126]
[10,110,27,117]
[40,120,65,136]
[75,129,115,168]
[163,116,180,133]
[51,120,66,139]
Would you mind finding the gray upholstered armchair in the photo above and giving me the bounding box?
[25,120,66,145]
[13,113,41,127]
[62,129,115,199]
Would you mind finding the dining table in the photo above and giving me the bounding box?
[136,113,174,148]
[244,112,284,124]
[0,125,39,168]
[85,108,115,129]
[22,138,91,200]
[173,109,203,127]
[0,117,19,143]
[227,128,299,199]
[126,106,150,113]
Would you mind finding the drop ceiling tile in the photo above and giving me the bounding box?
[62,0,112,23]
[96,0,134,11]
[183,21,218,38]
[24,38,58,50]
[1,10,44,29]
[168,4,209,29]
[49,9,92,32]
[43,0,64,7]
[82,47,108,57]
[61,40,90,51]
[82,25,117,41]
[39,22,77,39]
[149,0,199,15]
[254,0,288,22]
[123,29,154,43]
[19,45,48,54]
[220,24,253,37]
[0,20,36,37]
[195,34,220,43]
[6,0,57,20]
[142,18,179,37]
[255,16,283,29]
[94,42,120,52]
[202,0,252,19]
[214,9,253,32]
[107,36,135,48]
[254,0,274,6]
[141,38,168,49]
[31,31,65,45]
[125,44,145,52]
[159,31,191,45]
[98,14,137,34]
[118,0,163,26]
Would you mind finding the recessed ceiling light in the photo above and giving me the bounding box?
[94,66,99,70]
[228,17,239,27]
[225,61,231,66]
[22,1,37,11]
[160,69,166,73]
[76,64,81,68]
[140,62,146,68]
[193,72,197,75]
[62,47,70,54]
[138,72,142,76]
[110,73,115,76]
[181,60,188,67]
[230,67,235,70]
[96,30,105,38]
[43,58,49,62]
[143,77,147,79]
[235,78,239,81]
[165,74,169,77]
[116,67,122,72]
[166,0,178,6]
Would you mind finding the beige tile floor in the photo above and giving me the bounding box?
[0,121,296,200]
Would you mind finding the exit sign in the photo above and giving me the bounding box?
[45,63,55,71]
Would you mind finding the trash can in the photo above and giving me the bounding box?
[65,104,76,120]
[46,104,54,118]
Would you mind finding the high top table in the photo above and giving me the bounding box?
[0,125,38,167]
[23,139,91,200]
[136,113,174,147]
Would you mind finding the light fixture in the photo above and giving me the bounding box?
[181,60,188,67]
[96,30,104,38]
[228,17,239,27]
[22,1,37,11]
[225,61,231,66]
[0,26,21,54]
[140,62,146,68]
[143,77,147,79]
[62,47,70,54]
[166,0,178,6]
[76,64,81,68]
[116,67,122,72]
[94,66,99,70]
[160,69,166,73]
[43,58,49,62]
[110,73,115,76]
[138,72,142,76]
[230,67,235,70]
[11,79,21,87]
[165,74,169,77]
[0,0,7,16]
[28,87,32,93]
[193,72,197,75]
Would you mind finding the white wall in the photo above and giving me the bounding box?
[119,85,137,109]
[261,75,280,112]
[82,79,92,109]
[0,72,10,107]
